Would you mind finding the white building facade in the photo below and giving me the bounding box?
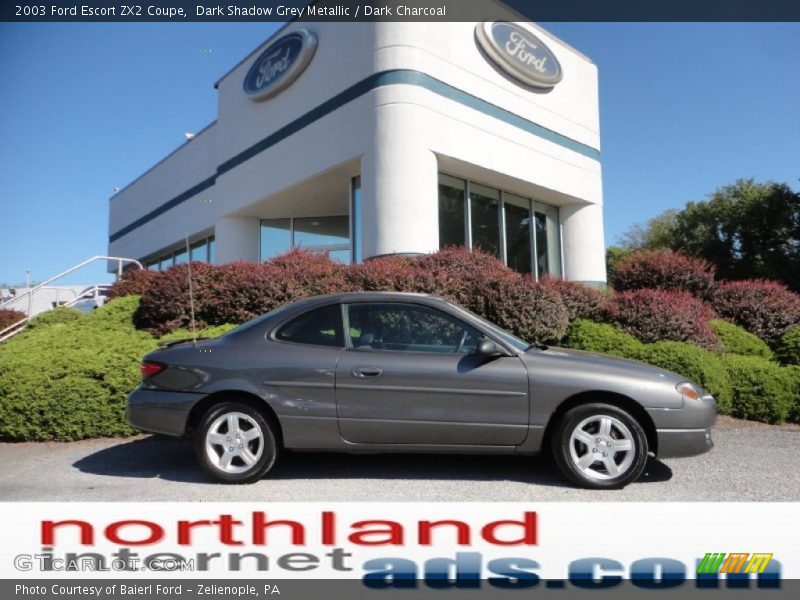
[108,16,606,284]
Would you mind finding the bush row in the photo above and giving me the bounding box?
[777,327,800,366]
[115,248,574,344]
[113,248,728,348]
[0,297,157,441]
[611,248,800,345]
[565,320,800,424]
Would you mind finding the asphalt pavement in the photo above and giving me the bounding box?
[0,420,797,501]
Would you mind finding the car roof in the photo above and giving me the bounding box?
[297,291,447,305]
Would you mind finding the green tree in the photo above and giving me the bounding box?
[616,179,800,291]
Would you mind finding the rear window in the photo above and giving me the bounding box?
[275,304,344,348]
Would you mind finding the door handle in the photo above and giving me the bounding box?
[352,366,383,379]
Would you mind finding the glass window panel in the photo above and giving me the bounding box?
[534,211,548,278]
[534,203,561,278]
[190,241,207,262]
[503,193,532,274]
[470,183,500,257]
[174,248,188,265]
[351,176,362,263]
[294,216,349,248]
[159,255,173,270]
[347,303,481,354]
[208,237,216,264]
[276,304,344,348]
[260,219,292,261]
[438,174,466,248]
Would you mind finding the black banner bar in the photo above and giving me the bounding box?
[4,0,800,22]
[3,579,800,599]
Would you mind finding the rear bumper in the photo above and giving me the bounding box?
[656,427,714,458]
[126,387,205,437]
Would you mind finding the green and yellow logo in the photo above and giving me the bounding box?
[697,553,773,575]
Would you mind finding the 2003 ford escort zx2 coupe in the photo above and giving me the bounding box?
[127,292,715,489]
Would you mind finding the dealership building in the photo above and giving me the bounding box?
[108,13,606,284]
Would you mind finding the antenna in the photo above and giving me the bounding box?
[185,235,198,345]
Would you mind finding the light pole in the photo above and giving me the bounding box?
[25,269,33,318]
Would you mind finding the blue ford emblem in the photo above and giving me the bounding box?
[476,22,562,90]
[243,29,318,101]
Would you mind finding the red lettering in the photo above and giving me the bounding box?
[41,520,93,545]
[348,520,403,545]
[252,512,305,545]
[321,511,335,545]
[104,520,164,546]
[418,520,471,545]
[481,512,537,546]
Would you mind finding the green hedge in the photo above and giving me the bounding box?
[787,365,800,422]
[157,323,238,343]
[633,341,733,414]
[563,320,644,359]
[0,296,157,441]
[776,327,800,366]
[1,303,796,442]
[25,307,85,331]
[710,319,774,360]
[721,355,796,424]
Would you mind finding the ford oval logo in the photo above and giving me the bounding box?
[475,22,563,90]
[243,29,318,102]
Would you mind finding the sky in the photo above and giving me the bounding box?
[0,21,798,286]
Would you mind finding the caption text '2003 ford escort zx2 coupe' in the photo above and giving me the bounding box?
[127,292,715,489]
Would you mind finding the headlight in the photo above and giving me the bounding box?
[676,381,701,401]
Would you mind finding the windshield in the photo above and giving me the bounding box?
[448,303,530,352]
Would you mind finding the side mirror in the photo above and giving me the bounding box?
[475,338,502,357]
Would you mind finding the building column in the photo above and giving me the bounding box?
[360,105,439,258]
[560,203,607,285]
[215,216,260,263]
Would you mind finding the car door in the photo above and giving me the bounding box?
[258,303,346,443]
[335,301,529,446]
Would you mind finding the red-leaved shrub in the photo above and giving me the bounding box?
[605,289,718,348]
[539,276,608,321]
[134,262,219,332]
[107,267,162,300]
[134,250,350,333]
[0,308,27,331]
[488,276,570,343]
[711,279,800,346]
[127,247,570,341]
[412,246,520,316]
[346,255,420,292]
[612,249,716,296]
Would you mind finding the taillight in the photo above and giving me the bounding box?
[140,361,166,379]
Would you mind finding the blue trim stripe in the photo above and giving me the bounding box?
[110,69,600,243]
[110,176,215,243]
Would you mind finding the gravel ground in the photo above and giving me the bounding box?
[0,418,797,501]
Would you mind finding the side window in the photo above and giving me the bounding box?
[346,303,481,354]
[276,304,344,348]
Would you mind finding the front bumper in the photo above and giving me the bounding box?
[649,393,716,458]
[656,427,714,458]
[127,387,205,437]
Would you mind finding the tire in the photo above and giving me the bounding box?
[194,401,279,484]
[550,403,648,489]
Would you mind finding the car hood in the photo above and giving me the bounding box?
[523,345,686,385]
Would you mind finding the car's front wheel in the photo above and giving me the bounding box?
[551,403,648,489]
[195,402,278,484]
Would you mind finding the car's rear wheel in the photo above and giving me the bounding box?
[551,403,648,489]
[195,402,278,484]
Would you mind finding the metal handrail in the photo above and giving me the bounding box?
[0,256,142,341]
